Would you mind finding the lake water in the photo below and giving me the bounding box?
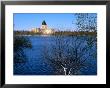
[14,35,97,75]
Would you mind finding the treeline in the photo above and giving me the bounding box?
[14,31,42,35]
[53,31,96,36]
[14,31,97,36]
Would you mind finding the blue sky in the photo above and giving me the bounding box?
[14,13,97,31]
[14,13,77,31]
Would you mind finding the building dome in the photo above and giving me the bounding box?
[41,20,47,29]
[42,20,47,25]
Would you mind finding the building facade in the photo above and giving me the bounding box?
[31,20,54,34]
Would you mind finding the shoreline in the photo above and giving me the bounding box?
[14,31,97,36]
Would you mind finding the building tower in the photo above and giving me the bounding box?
[41,20,47,30]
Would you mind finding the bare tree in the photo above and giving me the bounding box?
[41,13,97,75]
[74,13,97,32]
[42,34,96,75]
[14,36,32,63]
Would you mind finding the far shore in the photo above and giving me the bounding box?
[14,31,97,36]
